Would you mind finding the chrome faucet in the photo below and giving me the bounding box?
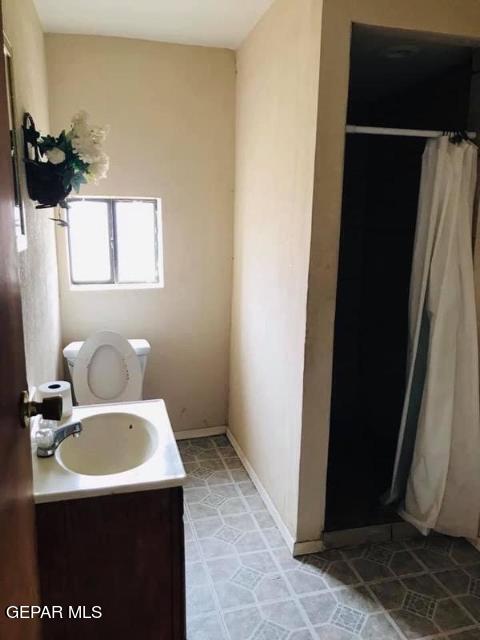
[36,421,83,458]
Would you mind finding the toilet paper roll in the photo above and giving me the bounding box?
[37,381,73,420]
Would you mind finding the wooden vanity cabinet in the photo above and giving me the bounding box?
[35,486,186,640]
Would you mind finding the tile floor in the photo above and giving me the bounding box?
[179,436,480,640]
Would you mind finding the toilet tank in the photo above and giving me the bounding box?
[63,339,151,380]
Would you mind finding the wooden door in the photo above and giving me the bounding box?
[0,5,41,638]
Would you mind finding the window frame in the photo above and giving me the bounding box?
[66,197,161,287]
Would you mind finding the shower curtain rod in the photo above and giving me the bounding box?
[346,124,477,140]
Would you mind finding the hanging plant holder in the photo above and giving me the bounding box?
[23,112,72,209]
[22,110,109,215]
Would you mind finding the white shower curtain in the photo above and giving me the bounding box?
[388,136,480,539]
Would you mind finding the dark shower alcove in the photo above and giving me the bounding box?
[325,25,476,533]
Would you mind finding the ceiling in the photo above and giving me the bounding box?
[350,25,475,102]
[33,0,275,49]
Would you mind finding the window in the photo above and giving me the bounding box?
[67,198,163,287]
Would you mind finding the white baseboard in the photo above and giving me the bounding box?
[176,425,323,556]
[468,537,480,551]
[226,429,323,557]
[226,428,300,555]
[293,539,325,556]
[175,425,226,440]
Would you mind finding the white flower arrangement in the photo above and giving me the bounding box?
[39,110,110,192]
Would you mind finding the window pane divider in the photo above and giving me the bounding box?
[110,199,118,284]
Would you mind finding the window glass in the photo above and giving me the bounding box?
[68,200,112,283]
[115,200,158,283]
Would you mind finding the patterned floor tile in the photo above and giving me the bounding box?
[231,566,263,589]
[187,583,217,618]
[360,613,402,639]
[252,619,289,639]
[186,561,210,587]
[325,561,361,589]
[199,536,236,559]
[272,547,304,572]
[300,591,338,625]
[389,551,424,576]
[255,573,291,602]
[456,595,480,623]
[207,556,242,582]
[333,585,381,615]
[285,568,329,594]
[370,579,407,611]
[186,539,202,564]
[403,591,436,619]
[224,606,263,640]
[235,531,268,554]
[214,580,257,610]
[193,515,223,538]
[434,569,471,596]
[388,608,441,639]
[224,602,307,640]
[433,598,475,632]
[208,470,236,486]
[181,437,480,640]
[289,631,316,640]
[254,511,276,530]
[401,573,448,599]
[352,557,394,582]
[412,548,457,572]
[185,520,194,541]
[463,564,480,580]
[223,513,259,532]
[331,604,366,634]
[263,527,288,550]
[237,480,258,496]
[445,630,480,639]
[470,578,480,598]
[187,612,228,640]
[314,623,357,639]
[260,600,308,631]
[242,550,279,573]
[215,525,244,544]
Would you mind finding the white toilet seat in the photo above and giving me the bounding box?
[72,331,143,405]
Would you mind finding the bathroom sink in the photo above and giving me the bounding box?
[33,400,186,504]
[56,412,158,476]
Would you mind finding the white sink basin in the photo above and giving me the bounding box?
[33,400,186,504]
[56,412,159,476]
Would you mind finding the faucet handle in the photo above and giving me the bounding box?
[20,391,63,428]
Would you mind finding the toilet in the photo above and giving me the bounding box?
[63,331,151,405]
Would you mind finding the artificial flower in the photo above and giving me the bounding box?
[38,110,109,195]
[45,147,66,165]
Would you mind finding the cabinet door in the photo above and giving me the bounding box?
[36,487,186,639]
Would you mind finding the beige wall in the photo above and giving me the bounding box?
[299,0,480,542]
[46,35,235,432]
[2,0,62,388]
[229,0,322,540]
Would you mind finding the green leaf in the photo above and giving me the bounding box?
[70,171,87,193]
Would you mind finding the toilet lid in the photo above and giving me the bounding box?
[72,331,143,404]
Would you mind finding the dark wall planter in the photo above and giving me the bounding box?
[23,112,71,209]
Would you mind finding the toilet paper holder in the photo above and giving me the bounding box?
[20,391,63,429]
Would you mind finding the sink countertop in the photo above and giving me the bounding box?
[32,399,186,504]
